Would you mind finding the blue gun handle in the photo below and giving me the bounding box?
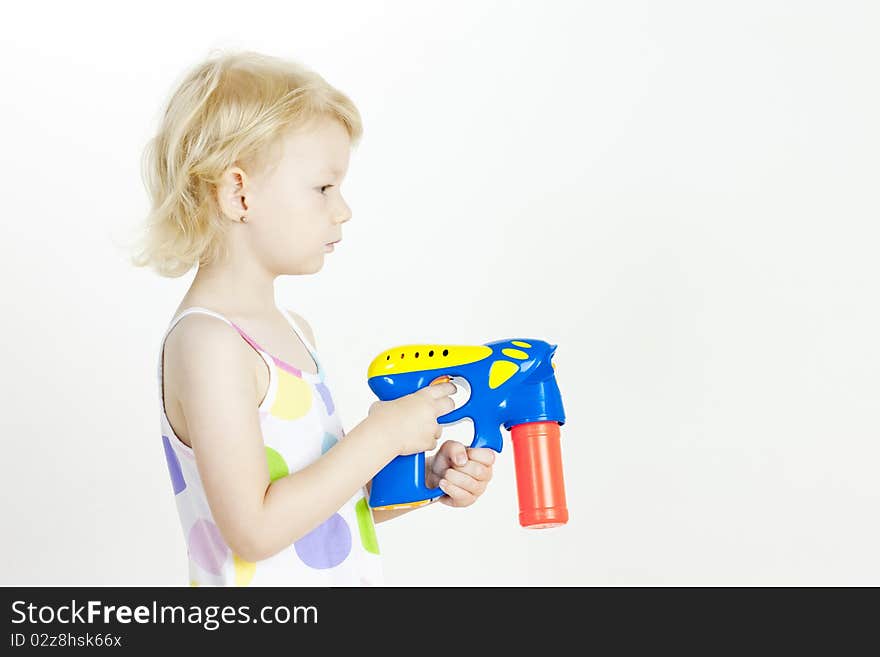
[369,451,443,508]
[368,414,504,509]
[465,415,503,452]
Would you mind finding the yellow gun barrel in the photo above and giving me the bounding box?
[368,344,493,378]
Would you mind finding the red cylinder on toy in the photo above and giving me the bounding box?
[510,421,568,528]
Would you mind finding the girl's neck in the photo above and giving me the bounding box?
[182,258,278,318]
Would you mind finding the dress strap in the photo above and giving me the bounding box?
[279,308,318,356]
[165,306,236,338]
[157,306,275,374]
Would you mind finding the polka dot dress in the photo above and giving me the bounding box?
[157,307,384,586]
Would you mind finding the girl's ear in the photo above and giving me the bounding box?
[216,166,250,222]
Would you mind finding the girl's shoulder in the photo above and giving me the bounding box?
[164,310,247,360]
[162,313,263,444]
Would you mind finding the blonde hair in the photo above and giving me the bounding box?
[130,49,363,277]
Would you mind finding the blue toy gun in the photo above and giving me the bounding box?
[367,338,568,528]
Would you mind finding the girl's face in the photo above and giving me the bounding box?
[223,117,353,275]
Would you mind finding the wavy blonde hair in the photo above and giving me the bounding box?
[130,49,363,277]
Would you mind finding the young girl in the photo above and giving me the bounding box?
[131,50,496,586]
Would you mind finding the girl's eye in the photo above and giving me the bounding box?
[320,185,333,194]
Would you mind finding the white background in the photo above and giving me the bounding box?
[1,0,878,586]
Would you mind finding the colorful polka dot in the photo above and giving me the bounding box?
[162,435,186,495]
[294,513,352,569]
[315,382,334,415]
[270,368,313,420]
[187,519,229,575]
[356,498,380,555]
[265,446,289,482]
[233,554,256,586]
[321,432,338,454]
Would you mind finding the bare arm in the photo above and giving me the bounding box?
[287,311,437,526]
[171,315,398,562]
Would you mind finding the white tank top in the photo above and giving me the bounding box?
[156,306,384,586]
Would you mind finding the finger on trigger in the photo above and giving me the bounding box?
[428,376,456,396]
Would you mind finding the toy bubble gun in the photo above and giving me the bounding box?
[366,338,568,528]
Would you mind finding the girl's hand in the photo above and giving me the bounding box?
[425,440,495,508]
